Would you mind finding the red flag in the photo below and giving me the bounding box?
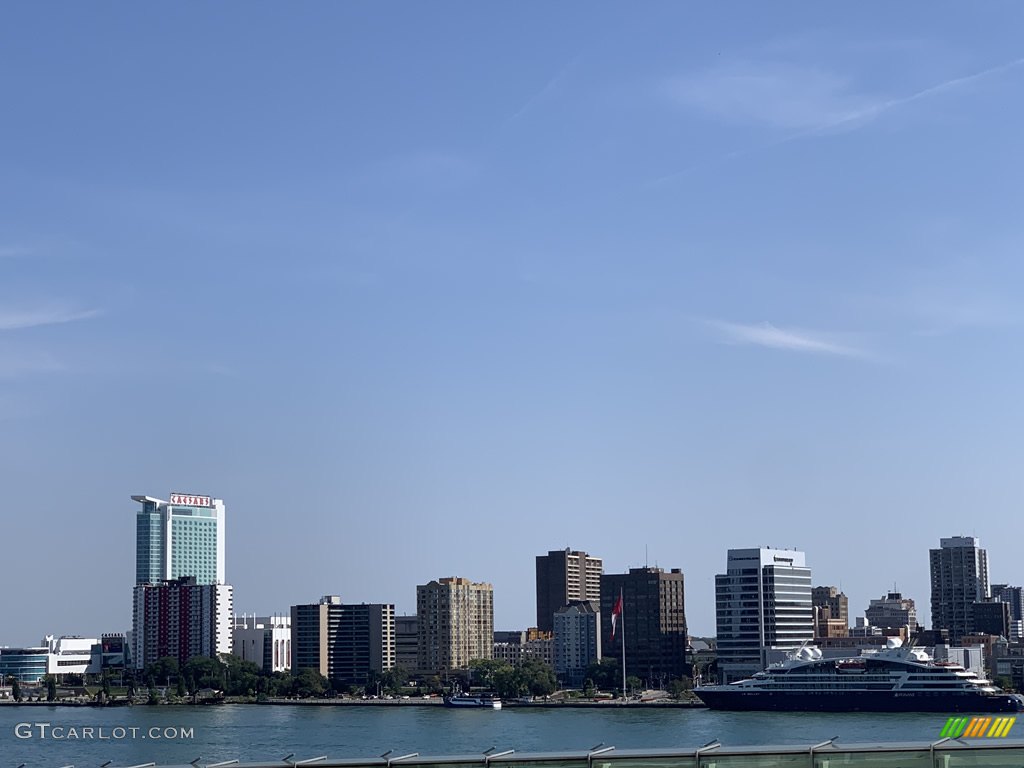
[611,589,623,639]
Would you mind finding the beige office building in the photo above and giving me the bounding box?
[417,577,493,674]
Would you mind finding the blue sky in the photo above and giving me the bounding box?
[3,3,1024,645]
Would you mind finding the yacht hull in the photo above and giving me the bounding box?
[695,689,1024,713]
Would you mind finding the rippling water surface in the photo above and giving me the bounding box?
[0,704,951,767]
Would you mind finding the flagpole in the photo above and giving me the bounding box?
[620,587,626,699]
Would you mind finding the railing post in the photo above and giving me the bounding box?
[809,736,838,768]
[695,740,720,768]
[588,744,616,768]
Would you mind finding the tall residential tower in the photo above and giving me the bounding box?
[416,577,493,674]
[536,549,603,633]
[930,536,989,644]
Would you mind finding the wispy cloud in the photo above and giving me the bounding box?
[0,305,102,332]
[664,62,870,131]
[708,320,870,358]
[798,56,1024,137]
[654,56,1024,183]
[666,57,1024,134]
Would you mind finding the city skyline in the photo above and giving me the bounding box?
[4,4,1024,646]
[2,505,1017,646]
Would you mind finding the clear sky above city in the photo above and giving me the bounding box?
[3,3,1024,646]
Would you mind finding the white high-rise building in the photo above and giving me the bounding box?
[233,615,292,673]
[715,547,813,683]
[134,492,226,585]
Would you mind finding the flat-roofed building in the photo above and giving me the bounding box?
[865,591,918,632]
[812,586,849,638]
[553,601,601,687]
[395,615,419,673]
[132,577,234,670]
[233,615,291,673]
[930,536,989,644]
[0,647,49,684]
[417,577,493,674]
[601,566,687,686]
[290,597,395,685]
[716,548,813,684]
[992,585,1024,641]
[45,635,101,677]
[536,549,603,633]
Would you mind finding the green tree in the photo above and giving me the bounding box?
[668,678,692,699]
[126,678,137,699]
[220,655,261,696]
[518,658,557,697]
[12,679,22,702]
[493,664,524,699]
[46,676,57,702]
[625,675,642,695]
[183,656,223,690]
[293,667,327,698]
[267,671,293,697]
[176,675,186,697]
[381,665,410,694]
[469,658,509,688]
[146,656,179,689]
[584,658,620,692]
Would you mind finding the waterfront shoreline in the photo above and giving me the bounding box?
[260,697,706,708]
[0,697,706,709]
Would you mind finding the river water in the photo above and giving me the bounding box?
[0,704,957,767]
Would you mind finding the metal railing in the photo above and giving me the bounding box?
[48,740,1024,768]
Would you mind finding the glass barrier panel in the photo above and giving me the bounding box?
[700,753,811,768]
[934,747,1024,768]
[815,750,933,768]
[601,758,697,768]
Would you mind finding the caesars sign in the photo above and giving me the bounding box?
[169,492,212,507]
